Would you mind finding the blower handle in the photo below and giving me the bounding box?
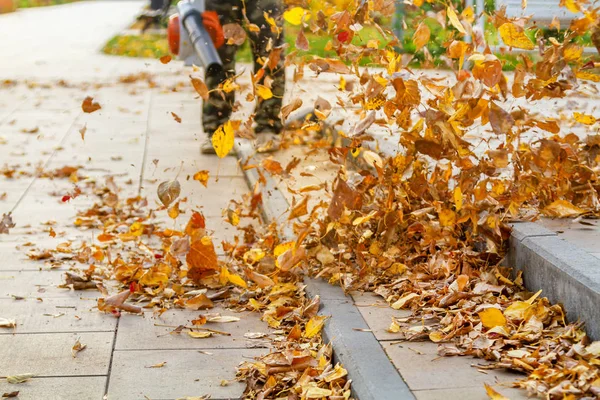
[179,1,223,73]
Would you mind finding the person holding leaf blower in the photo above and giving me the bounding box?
[200,0,286,154]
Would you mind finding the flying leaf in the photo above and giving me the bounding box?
[573,112,596,125]
[193,170,209,187]
[223,23,247,45]
[295,29,309,51]
[262,158,283,175]
[171,112,181,123]
[187,236,219,283]
[190,75,209,100]
[413,22,430,51]
[281,98,302,120]
[256,85,273,100]
[283,7,309,25]
[447,7,466,34]
[81,97,101,113]
[0,213,15,234]
[288,196,309,220]
[79,124,87,141]
[157,180,181,207]
[498,23,535,50]
[160,55,172,64]
[479,308,506,328]
[211,121,235,158]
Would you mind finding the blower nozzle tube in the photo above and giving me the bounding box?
[179,2,223,74]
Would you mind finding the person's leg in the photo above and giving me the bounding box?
[246,0,285,136]
[201,0,241,153]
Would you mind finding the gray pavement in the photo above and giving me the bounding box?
[0,3,270,399]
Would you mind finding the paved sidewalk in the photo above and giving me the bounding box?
[0,3,270,399]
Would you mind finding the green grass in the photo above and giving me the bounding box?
[102,23,388,66]
[103,34,169,59]
[17,0,77,8]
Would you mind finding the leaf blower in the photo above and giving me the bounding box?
[167,0,224,74]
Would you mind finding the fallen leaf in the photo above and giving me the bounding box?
[304,315,327,338]
[145,362,167,368]
[171,112,182,123]
[479,308,506,329]
[188,331,212,338]
[0,318,16,328]
[160,55,172,64]
[207,316,241,323]
[72,338,87,358]
[6,374,34,384]
[484,384,510,400]
[2,391,19,398]
[543,199,585,217]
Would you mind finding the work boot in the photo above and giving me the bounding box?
[254,132,281,153]
[200,137,216,154]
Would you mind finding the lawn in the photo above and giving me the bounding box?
[18,0,77,8]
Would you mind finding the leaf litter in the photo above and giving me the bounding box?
[6,0,600,398]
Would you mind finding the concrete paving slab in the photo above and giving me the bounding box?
[352,292,412,341]
[115,308,271,350]
[0,376,106,400]
[384,341,526,392]
[0,270,100,299]
[0,298,116,333]
[0,332,113,376]
[413,386,530,400]
[107,348,265,399]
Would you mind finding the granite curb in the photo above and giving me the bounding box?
[234,139,415,400]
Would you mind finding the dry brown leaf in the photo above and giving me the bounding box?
[157,180,181,207]
[81,96,101,113]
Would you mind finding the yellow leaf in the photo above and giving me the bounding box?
[439,209,457,227]
[574,112,596,125]
[562,0,581,13]
[211,121,235,158]
[391,292,419,309]
[387,319,400,333]
[193,170,209,187]
[413,22,431,51]
[243,248,265,264]
[479,308,506,329]
[263,11,281,35]
[129,221,144,236]
[256,84,273,100]
[504,301,532,321]
[498,23,534,50]
[187,331,212,338]
[228,272,248,288]
[543,199,585,217]
[226,209,240,226]
[429,331,444,342]
[283,6,309,25]
[484,384,510,400]
[274,241,295,257]
[222,78,240,93]
[453,187,463,211]
[168,201,180,219]
[304,315,327,338]
[447,7,466,34]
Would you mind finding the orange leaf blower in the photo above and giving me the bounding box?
[168,0,224,73]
